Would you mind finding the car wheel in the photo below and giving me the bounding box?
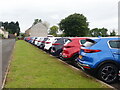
[50,48,53,54]
[48,47,52,54]
[71,55,79,67]
[98,64,118,83]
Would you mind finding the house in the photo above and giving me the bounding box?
[0,27,4,34]
[25,22,49,37]
[0,28,9,38]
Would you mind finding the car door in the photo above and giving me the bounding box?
[109,40,120,63]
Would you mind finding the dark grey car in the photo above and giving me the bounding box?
[50,37,69,57]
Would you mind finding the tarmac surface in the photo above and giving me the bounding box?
[0,39,15,88]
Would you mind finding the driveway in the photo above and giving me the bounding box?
[0,39,15,88]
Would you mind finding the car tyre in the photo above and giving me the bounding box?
[98,63,118,83]
[70,54,79,67]
[48,47,52,54]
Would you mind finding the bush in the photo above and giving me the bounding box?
[0,34,4,38]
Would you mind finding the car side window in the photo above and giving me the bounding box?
[109,40,120,49]
[64,39,68,43]
[64,39,71,45]
[82,39,96,47]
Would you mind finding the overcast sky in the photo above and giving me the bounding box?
[0,0,119,34]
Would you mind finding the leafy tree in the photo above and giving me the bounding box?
[15,21,20,36]
[49,25,58,36]
[110,30,116,36]
[2,22,9,30]
[2,21,20,36]
[99,28,108,37]
[0,22,2,27]
[59,13,89,37]
[90,28,108,37]
[33,19,42,25]
[89,28,100,37]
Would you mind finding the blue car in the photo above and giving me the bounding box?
[76,37,120,83]
[28,37,34,43]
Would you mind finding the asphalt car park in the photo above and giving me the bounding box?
[24,36,120,89]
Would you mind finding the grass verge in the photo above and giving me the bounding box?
[5,40,109,88]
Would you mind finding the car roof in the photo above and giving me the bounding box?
[69,37,88,40]
[87,37,120,42]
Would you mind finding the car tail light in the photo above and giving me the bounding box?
[46,42,51,44]
[83,66,90,69]
[38,41,41,42]
[42,41,45,43]
[82,49,101,53]
[52,43,61,45]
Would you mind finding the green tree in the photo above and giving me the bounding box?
[59,13,89,37]
[2,21,20,36]
[2,22,9,30]
[110,30,116,36]
[90,28,108,37]
[89,28,100,37]
[0,22,3,27]
[33,19,42,25]
[49,25,58,36]
[15,21,20,36]
[99,28,108,37]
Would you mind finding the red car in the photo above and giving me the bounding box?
[61,37,87,63]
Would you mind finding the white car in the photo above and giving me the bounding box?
[36,37,45,47]
[44,37,61,51]
[31,37,36,44]
[34,37,41,46]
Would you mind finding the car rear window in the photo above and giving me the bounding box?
[83,39,96,47]
[109,40,120,49]
[80,40,86,44]
[64,38,69,44]
[64,39,72,45]
[43,38,48,41]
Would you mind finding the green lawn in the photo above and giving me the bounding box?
[5,40,109,88]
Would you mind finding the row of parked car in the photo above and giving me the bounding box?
[24,36,120,84]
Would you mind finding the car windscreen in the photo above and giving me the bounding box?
[55,38,68,44]
[109,40,120,49]
[83,39,96,47]
[54,38,63,43]
[43,38,48,41]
